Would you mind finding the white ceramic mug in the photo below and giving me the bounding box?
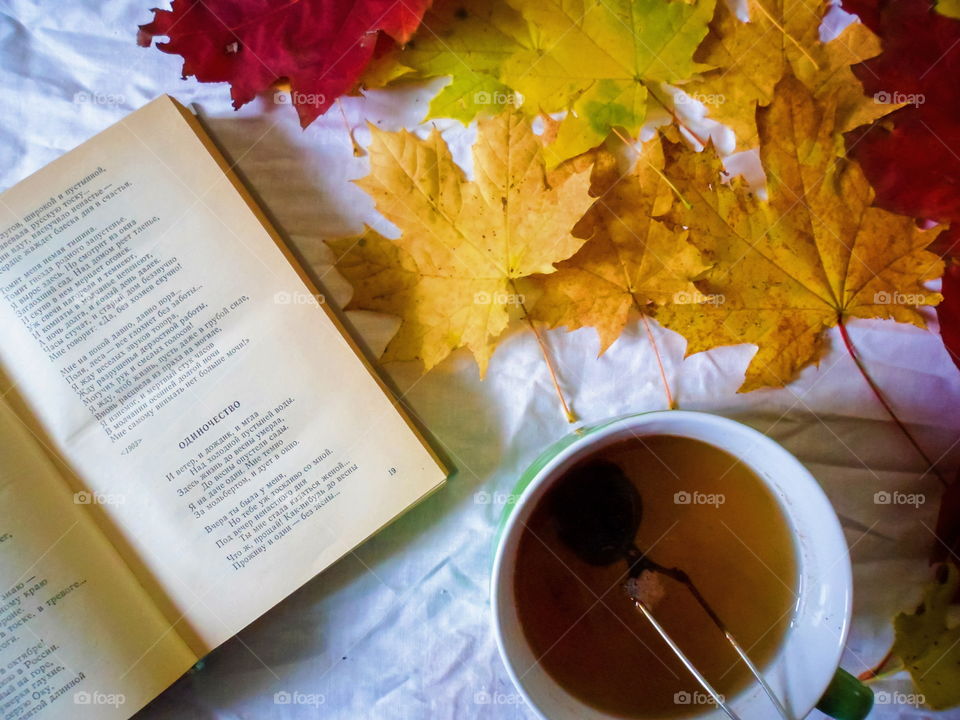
[491,411,870,720]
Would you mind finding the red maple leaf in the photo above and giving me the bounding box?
[138,0,431,128]
[844,0,960,224]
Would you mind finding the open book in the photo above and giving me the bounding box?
[0,97,447,720]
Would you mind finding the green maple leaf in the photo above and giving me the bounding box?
[500,0,716,165]
[363,0,533,122]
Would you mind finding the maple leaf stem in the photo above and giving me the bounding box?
[335,99,363,157]
[515,284,576,423]
[837,317,945,486]
[640,313,676,409]
[858,645,898,682]
[610,128,692,210]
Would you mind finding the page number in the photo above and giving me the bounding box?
[388,467,397,476]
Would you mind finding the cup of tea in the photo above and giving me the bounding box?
[490,411,873,720]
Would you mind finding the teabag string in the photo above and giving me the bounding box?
[550,460,794,720]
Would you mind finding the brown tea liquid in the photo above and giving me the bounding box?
[514,435,798,718]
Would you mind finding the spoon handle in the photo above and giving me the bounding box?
[628,553,796,720]
[632,600,744,720]
[722,628,795,720]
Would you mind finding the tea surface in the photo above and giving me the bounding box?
[514,435,798,718]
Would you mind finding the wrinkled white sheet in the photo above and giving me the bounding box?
[2,1,959,718]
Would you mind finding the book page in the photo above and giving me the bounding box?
[0,395,196,720]
[0,96,447,656]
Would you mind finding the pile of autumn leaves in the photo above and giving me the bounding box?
[137,0,959,397]
[335,0,947,395]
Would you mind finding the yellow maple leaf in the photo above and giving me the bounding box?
[685,0,892,148]
[656,74,943,392]
[533,140,709,353]
[938,0,960,19]
[331,112,595,375]
[329,230,490,371]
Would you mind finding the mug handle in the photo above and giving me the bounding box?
[815,668,874,720]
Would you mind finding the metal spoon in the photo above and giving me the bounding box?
[550,459,793,720]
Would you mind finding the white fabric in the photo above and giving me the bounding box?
[1,2,959,718]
